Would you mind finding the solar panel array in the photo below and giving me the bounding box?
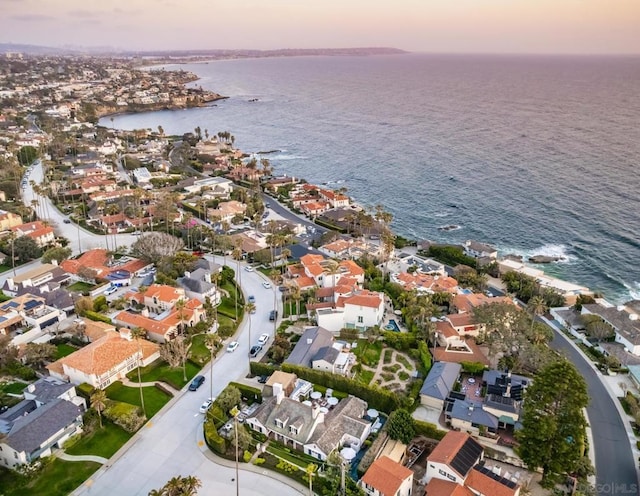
[450,437,483,477]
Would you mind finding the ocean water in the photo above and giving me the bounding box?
[103,54,640,303]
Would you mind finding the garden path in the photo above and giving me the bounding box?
[369,349,416,392]
[121,377,179,395]
[54,449,108,464]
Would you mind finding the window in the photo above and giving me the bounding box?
[357,316,364,323]
[275,419,284,428]
[289,426,298,435]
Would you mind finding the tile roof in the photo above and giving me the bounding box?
[465,466,519,496]
[424,478,474,496]
[48,332,159,376]
[285,326,335,367]
[308,396,370,455]
[115,311,174,338]
[420,362,461,400]
[428,431,483,479]
[342,290,382,309]
[360,456,413,496]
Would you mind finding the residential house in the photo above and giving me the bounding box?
[178,259,222,303]
[263,371,298,398]
[61,248,151,282]
[582,303,640,356]
[207,200,247,222]
[314,290,385,334]
[432,321,490,367]
[394,272,459,294]
[0,377,86,470]
[420,362,461,410]
[11,221,55,247]
[426,431,483,485]
[463,240,497,260]
[0,209,22,230]
[47,331,159,389]
[359,456,413,496]
[451,293,514,315]
[2,264,71,297]
[182,176,233,196]
[263,176,299,193]
[285,326,354,376]
[246,387,370,462]
[0,293,65,332]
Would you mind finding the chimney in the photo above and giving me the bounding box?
[273,383,284,405]
[312,402,320,419]
[184,271,190,279]
[27,384,36,393]
[307,338,313,345]
[141,308,149,318]
[505,382,512,398]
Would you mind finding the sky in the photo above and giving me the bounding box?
[2,0,640,54]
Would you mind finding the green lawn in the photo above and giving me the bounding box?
[66,421,132,458]
[67,281,95,292]
[105,381,172,417]
[0,459,101,496]
[0,265,11,275]
[0,381,27,395]
[352,340,383,367]
[354,368,375,385]
[127,358,200,390]
[55,343,77,359]
[190,333,217,365]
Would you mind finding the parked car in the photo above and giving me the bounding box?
[257,333,270,346]
[227,341,239,353]
[199,397,215,414]
[257,375,269,384]
[244,266,254,272]
[248,295,256,303]
[262,281,272,289]
[249,345,262,358]
[104,286,117,296]
[189,375,205,391]
[63,218,72,224]
[269,310,278,321]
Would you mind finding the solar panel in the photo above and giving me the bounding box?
[23,300,40,311]
[450,437,483,477]
[474,465,518,489]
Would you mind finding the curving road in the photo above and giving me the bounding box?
[72,256,296,496]
[548,322,639,495]
[22,160,137,255]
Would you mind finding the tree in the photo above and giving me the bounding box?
[160,335,192,381]
[22,343,56,369]
[91,390,108,429]
[42,246,72,264]
[527,295,547,334]
[131,232,184,264]
[74,296,94,316]
[148,475,202,496]
[386,408,415,444]
[216,385,241,414]
[13,235,42,263]
[130,327,148,418]
[516,360,589,485]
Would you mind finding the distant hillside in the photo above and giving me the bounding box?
[0,43,407,58]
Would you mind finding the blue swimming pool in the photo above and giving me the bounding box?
[384,319,401,332]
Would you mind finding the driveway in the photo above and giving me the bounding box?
[72,256,292,496]
[547,321,639,495]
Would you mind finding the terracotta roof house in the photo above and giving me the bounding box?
[11,221,55,247]
[451,293,514,315]
[426,431,483,484]
[424,478,473,496]
[0,293,66,332]
[360,456,414,496]
[47,331,160,389]
[314,289,385,334]
[0,209,22,230]
[61,249,151,280]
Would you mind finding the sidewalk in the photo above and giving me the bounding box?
[121,377,180,396]
[55,449,108,465]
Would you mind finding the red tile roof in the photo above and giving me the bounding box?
[360,456,413,496]
[465,467,520,496]
[424,478,473,496]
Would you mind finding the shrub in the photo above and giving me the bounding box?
[84,310,113,324]
[460,361,487,375]
[243,450,252,463]
[76,383,96,401]
[204,420,227,454]
[414,419,447,440]
[104,401,145,433]
[253,457,266,465]
[229,381,262,404]
[207,404,228,429]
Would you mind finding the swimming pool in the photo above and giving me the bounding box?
[384,319,401,332]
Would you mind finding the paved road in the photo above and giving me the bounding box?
[549,325,639,495]
[23,160,136,254]
[72,256,293,496]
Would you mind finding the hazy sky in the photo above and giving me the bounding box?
[2,0,640,54]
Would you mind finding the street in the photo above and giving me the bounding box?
[72,256,295,496]
[549,324,639,495]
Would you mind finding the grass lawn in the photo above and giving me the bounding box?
[0,265,11,275]
[55,343,77,359]
[65,421,132,459]
[105,381,172,417]
[67,281,95,292]
[355,368,375,385]
[0,381,27,395]
[352,340,383,367]
[127,358,200,390]
[190,333,215,365]
[0,459,101,496]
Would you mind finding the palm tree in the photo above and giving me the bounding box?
[527,295,547,334]
[90,389,108,428]
[175,299,187,335]
[290,285,302,321]
[305,463,317,496]
[130,327,147,418]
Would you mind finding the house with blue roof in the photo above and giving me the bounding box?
[420,361,462,410]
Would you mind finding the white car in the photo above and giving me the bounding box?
[257,333,270,346]
[227,341,239,353]
[262,281,272,289]
[104,286,117,295]
[199,398,215,414]
[244,266,254,272]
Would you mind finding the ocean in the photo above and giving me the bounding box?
[103,53,640,303]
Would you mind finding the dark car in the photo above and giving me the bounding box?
[63,219,72,224]
[269,310,278,321]
[249,345,262,358]
[257,375,269,384]
[188,375,205,391]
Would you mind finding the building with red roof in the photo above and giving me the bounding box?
[360,456,413,496]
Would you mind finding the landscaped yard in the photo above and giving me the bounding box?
[65,421,132,459]
[105,381,172,417]
[127,358,200,390]
[354,368,375,385]
[55,343,77,359]
[0,459,100,496]
[67,281,95,293]
[352,340,383,367]
[190,333,216,365]
[0,381,27,395]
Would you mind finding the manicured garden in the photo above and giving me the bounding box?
[67,281,96,293]
[0,459,101,496]
[0,381,27,395]
[55,343,77,359]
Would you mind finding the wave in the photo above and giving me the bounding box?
[508,243,577,263]
[437,224,462,232]
[433,212,451,218]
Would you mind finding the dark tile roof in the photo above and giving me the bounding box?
[25,377,75,404]
[7,398,82,454]
[0,400,37,431]
[420,362,462,400]
[449,435,484,478]
[285,326,335,368]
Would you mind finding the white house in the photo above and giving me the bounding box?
[425,431,483,484]
[582,303,640,356]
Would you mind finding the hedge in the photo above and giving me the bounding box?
[204,420,227,455]
[414,419,447,440]
[314,217,346,233]
[84,310,113,324]
[250,362,278,378]
[383,331,418,351]
[77,382,95,401]
[229,382,262,404]
[460,361,488,375]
